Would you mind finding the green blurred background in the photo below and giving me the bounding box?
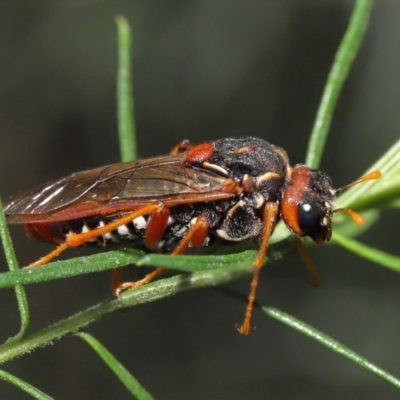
[0,1,399,399]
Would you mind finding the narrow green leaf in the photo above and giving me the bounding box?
[263,306,400,388]
[0,199,29,339]
[0,266,250,364]
[116,15,136,162]
[332,232,400,273]
[0,240,295,289]
[306,0,374,168]
[137,240,295,271]
[0,368,54,400]
[137,252,255,272]
[384,197,400,209]
[76,333,154,400]
[0,249,146,289]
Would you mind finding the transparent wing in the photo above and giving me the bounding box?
[4,153,235,223]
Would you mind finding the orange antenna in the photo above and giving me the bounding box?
[333,169,381,226]
[335,170,381,194]
[333,207,364,225]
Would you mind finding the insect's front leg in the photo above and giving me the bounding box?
[237,201,279,335]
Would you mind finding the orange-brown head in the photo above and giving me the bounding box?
[281,165,334,244]
[280,165,381,244]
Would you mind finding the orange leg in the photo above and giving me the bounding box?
[294,236,320,287]
[112,215,210,297]
[237,202,279,335]
[145,204,170,250]
[25,203,164,268]
[169,140,194,155]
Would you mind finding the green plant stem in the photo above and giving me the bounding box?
[0,241,294,289]
[0,369,54,400]
[116,15,136,162]
[0,265,250,364]
[306,0,374,168]
[263,306,400,388]
[0,199,29,339]
[0,249,145,288]
[76,333,155,400]
[332,232,400,272]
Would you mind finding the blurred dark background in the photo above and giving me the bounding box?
[0,1,399,399]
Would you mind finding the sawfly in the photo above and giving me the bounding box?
[3,137,380,334]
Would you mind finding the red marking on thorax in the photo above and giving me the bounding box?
[186,143,214,165]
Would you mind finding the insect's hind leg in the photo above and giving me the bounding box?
[112,215,210,297]
[25,203,164,268]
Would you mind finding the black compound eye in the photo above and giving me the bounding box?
[297,203,321,233]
